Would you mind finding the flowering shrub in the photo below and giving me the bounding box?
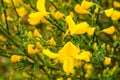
[0,0,120,79]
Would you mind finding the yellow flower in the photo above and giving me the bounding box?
[28,0,47,25]
[94,7,99,13]
[74,0,93,14]
[65,16,89,35]
[43,41,92,74]
[84,64,93,70]
[43,42,80,74]
[105,8,120,21]
[87,27,95,36]
[28,44,39,54]
[33,29,42,38]
[36,41,42,49]
[50,37,56,46]
[27,31,32,37]
[111,10,120,21]
[16,7,27,18]
[102,26,115,34]
[104,57,111,65]
[74,4,87,14]
[11,55,22,63]
[104,8,114,17]
[54,11,64,20]
[81,0,93,10]
[113,1,120,8]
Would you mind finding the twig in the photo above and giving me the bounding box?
[1,0,10,34]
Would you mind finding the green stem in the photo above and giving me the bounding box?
[49,1,58,10]
[96,0,102,24]
[45,17,65,32]
[1,0,10,34]
[10,0,19,18]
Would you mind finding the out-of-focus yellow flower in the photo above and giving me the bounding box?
[84,63,93,78]
[102,26,115,34]
[46,26,53,31]
[2,45,7,50]
[54,11,64,19]
[113,1,120,8]
[16,7,27,18]
[111,10,120,21]
[65,16,89,35]
[94,7,99,13]
[27,31,32,37]
[84,64,93,71]
[11,55,22,63]
[74,4,87,14]
[36,41,42,49]
[43,42,92,74]
[69,12,74,18]
[104,57,111,65]
[67,77,71,80]
[56,77,63,80]
[74,0,93,14]
[28,44,39,54]
[2,14,13,21]
[33,29,42,38]
[4,0,11,3]
[22,72,30,78]
[28,0,47,25]
[85,73,90,78]
[50,37,56,46]
[104,8,114,17]
[93,42,98,50]
[81,0,93,10]
[87,27,95,36]
[0,35,6,41]
[105,8,120,21]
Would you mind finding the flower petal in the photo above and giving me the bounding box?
[43,49,58,58]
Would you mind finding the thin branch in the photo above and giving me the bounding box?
[1,0,10,34]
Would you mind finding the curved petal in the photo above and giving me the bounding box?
[37,0,46,13]
[43,49,58,58]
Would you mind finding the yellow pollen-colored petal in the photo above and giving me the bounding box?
[104,8,114,17]
[102,26,115,34]
[113,1,120,8]
[28,44,39,54]
[11,55,22,63]
[81,0,93,10]
[50,37,56,46]
[37,0,46,13]
[43,49,58,58]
